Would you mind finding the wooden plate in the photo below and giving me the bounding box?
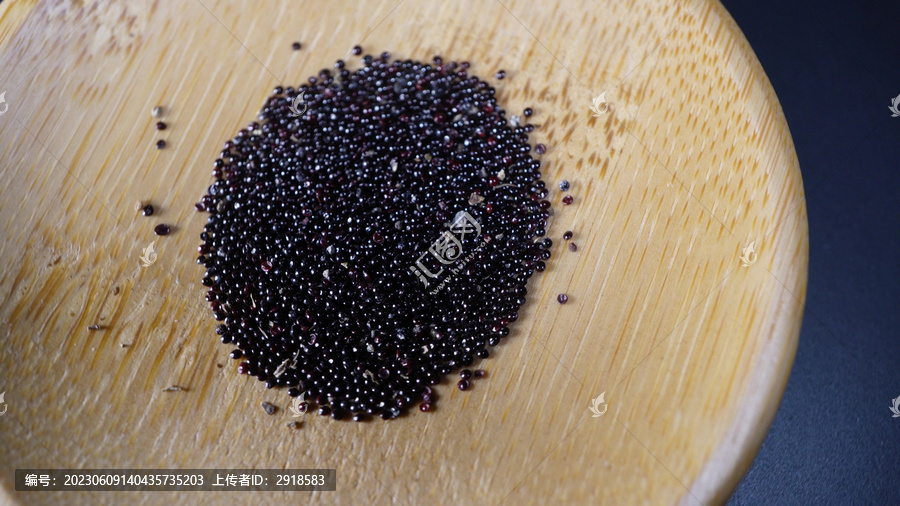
[0,0,807,504]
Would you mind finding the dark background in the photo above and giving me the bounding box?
[717,1,900,504]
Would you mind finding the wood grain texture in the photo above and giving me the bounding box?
[0,0,807,504]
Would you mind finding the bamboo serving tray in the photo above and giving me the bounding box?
[0,0,807,504]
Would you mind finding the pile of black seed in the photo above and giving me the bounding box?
[196,52,552,420]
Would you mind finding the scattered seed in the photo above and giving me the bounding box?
[457,379,470,391]
[154,224,171,236]
[156,121,167,130]
[535,143,546,154]
[261,401,277,415]
[569,243,578,252]
[152,106,163,118]
[134,200,144,212]
[562,195,574,205]
[495,70,506,80]
[563,231,573,240]
[473,369,485,378]
[292,41,302,51]
[559,180,570,192]
[523,107,533,117]
[87,324,101,331]
[459,369,472,380]
[351,45,362,55]
[156,140,166,149]
[142,204,154,216]
[557,294,568,304]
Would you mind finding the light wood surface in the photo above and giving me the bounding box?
[0,0,808,504]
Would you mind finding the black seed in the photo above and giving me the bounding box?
[557,294,568,304]
[523,107,533,117]
[457,379,470,391]
[292,41,302,50]
[351,45,362,55]
[473,369,485,378]
[563,231,573,240]
[197,54,560,420]
[569,242,578,252]
[559,180,570,192]
[495,70,506,80]
[154,224,170,236]
[562,195,574,205]
[156,140,166,149]
[156,121,167,130]
[142,204,154,216]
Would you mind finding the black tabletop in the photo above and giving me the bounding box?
[718,1,900,503]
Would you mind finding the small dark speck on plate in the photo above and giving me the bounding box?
[287,421,302,429]
[261,401,277,415]
[569,243,578,252]
[557,293,569,304]
[87,324,101,331]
